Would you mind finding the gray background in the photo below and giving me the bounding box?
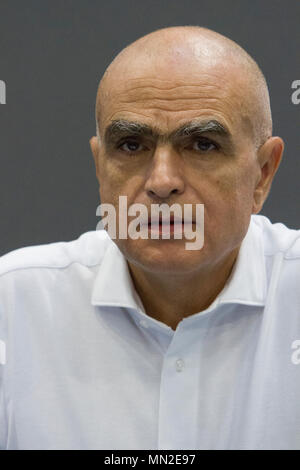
[0,0,299,256]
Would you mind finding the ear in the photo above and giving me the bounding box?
[252,136,284,214]
[90,136,100,179]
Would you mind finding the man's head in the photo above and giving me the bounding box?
[90,26,284,276]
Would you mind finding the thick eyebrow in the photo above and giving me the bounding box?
[104,118,233,148]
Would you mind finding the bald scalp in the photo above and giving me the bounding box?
[95,26,272,150]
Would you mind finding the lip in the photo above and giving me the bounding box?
[144,219,195,235]
[147,215,195,225]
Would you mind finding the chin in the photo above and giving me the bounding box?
[119,238,207,275]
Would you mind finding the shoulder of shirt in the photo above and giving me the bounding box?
[0,229,113,279]
[251,214,300,259]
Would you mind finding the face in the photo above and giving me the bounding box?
[92,55,263,276]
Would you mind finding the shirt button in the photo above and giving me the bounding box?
[140,319,149,328]
[175,359,184,372]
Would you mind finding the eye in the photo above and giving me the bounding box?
[191,139,219,152]
[118,140,143,153]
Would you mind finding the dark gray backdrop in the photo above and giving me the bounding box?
[0,0,299,256]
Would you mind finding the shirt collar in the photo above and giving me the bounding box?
[91,215,267,313]
[216,216,267,307]
[91,238,146,312]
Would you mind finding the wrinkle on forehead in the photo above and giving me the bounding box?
[96,26,272,150]
[104,80,242,135]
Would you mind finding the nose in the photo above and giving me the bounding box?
[144,144,185,200]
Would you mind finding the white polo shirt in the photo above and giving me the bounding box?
[0,214,300,450]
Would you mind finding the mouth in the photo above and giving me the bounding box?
[146,215,195,234]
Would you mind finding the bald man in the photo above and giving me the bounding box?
[0,26,299,450]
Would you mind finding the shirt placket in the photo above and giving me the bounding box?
[157,318,208,450]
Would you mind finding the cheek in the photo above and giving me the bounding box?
[202,164,256,226]
[100,156,143,197]
[219,160,256,200]
[98,159,127,206]
[200,175,255,255]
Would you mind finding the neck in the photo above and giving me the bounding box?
[127,247,240,331]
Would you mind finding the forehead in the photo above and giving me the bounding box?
[98,58,251,138]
